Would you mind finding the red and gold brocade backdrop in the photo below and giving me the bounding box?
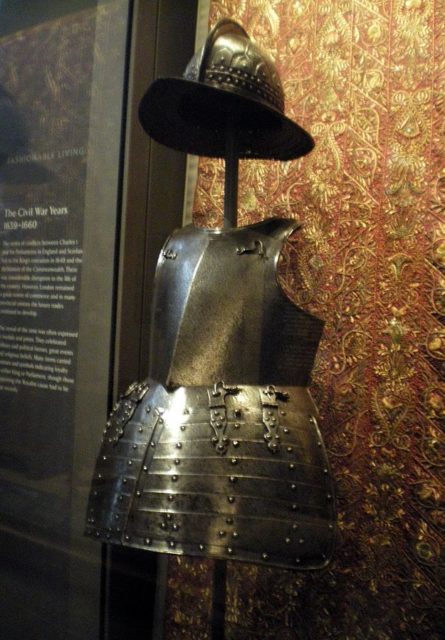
[164,1,444,638]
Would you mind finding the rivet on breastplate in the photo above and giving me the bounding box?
[283,427,290,434]
[289,463,295,470]
[226,517,234,525]
[180,425,186,431]
[232,440,240,448]
[172,524,179,531]
[143,465,148,472]
[227,547,233,555]
[291,483,297,491]
[136,491,141,497]
[292,504,298,511]
[261,552,269,561]
[102,455,107,461]
[145,538,151,545]
[132,444,137,450]
[145,406,151,413]
[228,496,235,503]
[323,468,328,474]
[168,494,174,501]
[122,478,127,484]
[218,530,226,538]
[128,460,133,466]
[295,557,301,564]
[329,524,334,530]
[162,249,177,260]
[183,408,190,415]
[232,531,239,539]
[292,523,299,530]
[174,458,180,465]
[171,475,178,482]
[231,458,238,465]
[236,239,266,258]
[168,540,176,548]
[138,427,143,433]
[229,476,237,483]
[234,409,242,418]
[285,537,291,544]
[299,538,305,544]
[280,411,286,416]
[118,496,123,502]
[327,493,332,500]
[124,535,130,542]
[176,443,182,449]
[234,423,240,429]
[199,544,205,551]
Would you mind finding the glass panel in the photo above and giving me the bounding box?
[0,1,131,638]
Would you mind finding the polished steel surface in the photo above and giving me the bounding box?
[86,379,335,569]
[86,219,336,568]
[138,19,314,160]
[183,19,284,113]
[149,219,324,388]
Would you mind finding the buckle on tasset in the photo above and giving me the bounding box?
[260,385,289,453]
[208,381,240,455]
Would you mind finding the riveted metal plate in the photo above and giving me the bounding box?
[86,380,336,569]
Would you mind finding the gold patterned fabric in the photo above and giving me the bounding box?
[163,1,445,639]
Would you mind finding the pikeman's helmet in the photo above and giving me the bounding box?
[139,18,314,160]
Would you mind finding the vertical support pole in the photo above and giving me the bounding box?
[223,122,239,229]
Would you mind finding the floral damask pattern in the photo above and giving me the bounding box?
[164,1,445,638]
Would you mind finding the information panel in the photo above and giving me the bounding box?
[0,9,94,478]
[0,2,130,638]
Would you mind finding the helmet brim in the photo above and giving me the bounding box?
[139,77,314,160]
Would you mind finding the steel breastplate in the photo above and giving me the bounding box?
[149,219,324,387]
[86,220,336,569]
[86,379,335,569]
